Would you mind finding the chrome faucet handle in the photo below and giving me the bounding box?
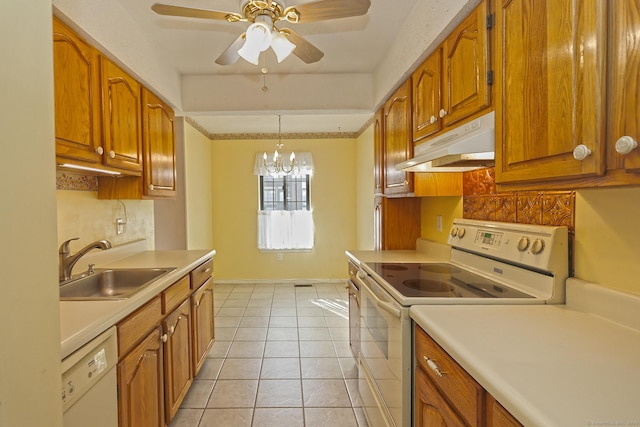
[59,237,80,255]
[87,264,95,275]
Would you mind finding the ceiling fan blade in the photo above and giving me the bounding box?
[215,33,246,65]
[151,3,243,22]
[281,29,324,64]
[284,0,371,23]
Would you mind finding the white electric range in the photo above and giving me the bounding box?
[351,219,569,427]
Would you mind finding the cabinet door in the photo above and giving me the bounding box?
[142,88,177,197]
[163,299,193,423]
[376,196,421,250]
[608,0,640,172]
[52,17,101,164]
[441,0,491,127]
[412,48,443,141]
[486,395,523,427]
[100,57,143,172]
[191,278,215,377]
[495,0,607,184]
[383,80,413,194]
[118,327,164,427]
[373,108,385,195]
[415,366,466,427]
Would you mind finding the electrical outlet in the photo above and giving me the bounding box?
[116,218,125,235]
[436,215,443,232]
[276,253,283,261]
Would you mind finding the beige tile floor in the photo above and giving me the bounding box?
[169,282,369,427]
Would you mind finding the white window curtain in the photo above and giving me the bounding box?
[257,210,314,250]
[254,151,314,250]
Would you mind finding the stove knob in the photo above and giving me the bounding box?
[456,227,466,238]
[531,238,545,254]
[450,227,458,237]
[517,236,530,251]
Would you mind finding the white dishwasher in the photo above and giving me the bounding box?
[61,326,118,427]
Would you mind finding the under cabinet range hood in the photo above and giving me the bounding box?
[396,111,495,172]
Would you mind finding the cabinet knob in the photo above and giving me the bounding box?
[404,179,409,186]
[109,150,116,158]
[615,136,638,155]
[168,325,175,335]
[429,115,437,124]
[161,333,168,343]
[148,184,155,190]
[438,109,448,118]
[572,144,592,160]
[95,146,104,155]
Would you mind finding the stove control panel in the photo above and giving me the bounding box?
[448,218,568,273]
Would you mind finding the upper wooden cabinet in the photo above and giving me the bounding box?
[142,88,177,197]
[52,17,102,165]
[100,57,144,173]
[607,0,640,173]
[383,80,413,195]
[412,47,443,141]
[441,0,491,127]
[373,108,385,195]
[494,0,608,185]
[412,0,491,143]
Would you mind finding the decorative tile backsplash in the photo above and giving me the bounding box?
[463,168,575,273]
[56,171,98,191]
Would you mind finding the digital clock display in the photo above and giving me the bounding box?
[475,230,503,247]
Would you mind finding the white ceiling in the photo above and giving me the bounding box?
[56,0,478,136]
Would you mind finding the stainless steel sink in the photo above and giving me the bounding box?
[59,267,175,300]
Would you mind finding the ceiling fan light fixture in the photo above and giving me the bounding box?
[271,31,296,63]
[238,18,272,64]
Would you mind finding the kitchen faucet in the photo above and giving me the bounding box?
[59,238,112,282]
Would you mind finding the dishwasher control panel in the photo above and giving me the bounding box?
[61,327,117,413]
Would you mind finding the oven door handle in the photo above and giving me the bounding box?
[356,271,401,319]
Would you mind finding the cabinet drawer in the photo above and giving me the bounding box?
[118,296,162,357]
[415,324,483,426]
[190,258,213,290]
[162,275,190,314]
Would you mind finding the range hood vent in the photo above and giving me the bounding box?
[396,111,495,172]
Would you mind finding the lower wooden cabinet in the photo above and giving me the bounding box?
[117,327,164,427]
[116,258,214,426]
[191,278,215,376]
[415,365,466,426]
[414,324,522,427]
[163,298,193,421]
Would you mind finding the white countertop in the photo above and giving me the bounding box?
[60,246,215,359]
[410,279,640,427]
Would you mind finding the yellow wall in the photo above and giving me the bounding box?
[210,137,357,280]
[2,1,63,424]
[185,123,214,249]
[421,196,463,243]
[356,124,375,250]
[574,187,640,295]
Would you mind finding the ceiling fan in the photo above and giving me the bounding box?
[151,0,371,65]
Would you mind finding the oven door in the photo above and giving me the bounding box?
[357,271,411,427]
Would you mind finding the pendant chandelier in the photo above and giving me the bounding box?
[263,115,295,175]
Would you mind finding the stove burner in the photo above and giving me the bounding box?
[418,264,462,275]
[381,264,409,271]
[402,279,452,293]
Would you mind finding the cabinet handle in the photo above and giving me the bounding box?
[109,150,116,158]
[424,356,445,377]
[203,268,212,274]
[161,333,168,343]
[615,136,638,155]
[429,115,437,124]
[572,144,592,161]
[439,109,448,118]
[95,146,104,155]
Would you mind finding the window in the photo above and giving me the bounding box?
[254,152,314,250]
[260,175,310,211]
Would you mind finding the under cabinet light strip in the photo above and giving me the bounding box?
[58,164,122,176]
